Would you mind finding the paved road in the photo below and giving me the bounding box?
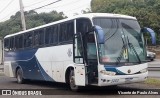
[148,59,160,78]
[148,59,160,67]
[0,75,160,98]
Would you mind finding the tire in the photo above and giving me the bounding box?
[69,70,80,91]
[16,68,25,84]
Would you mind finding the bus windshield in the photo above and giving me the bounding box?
[93,18,146,64]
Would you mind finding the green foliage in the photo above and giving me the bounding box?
[0,10,66,37]
[91,0,160,44]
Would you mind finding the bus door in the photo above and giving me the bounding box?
[86,32,98,84]
[73,33,87,86]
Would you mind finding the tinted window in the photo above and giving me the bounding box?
[53,25,58,44]
[67,21,74,41]
[45,27,53,45]
[19,35,23,48]
[10,37,14,50]
[34,29,44,46]
[45,25,58,45]
[59,21,74,43]
[59,23,67,42]
[39,29,45,45]
[15,36,18,49]
[76,18,92,34]
[4,38,9,51]
[15,35,23,49]
[24,32,33,48]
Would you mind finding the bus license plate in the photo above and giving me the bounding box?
[125,78,133,83]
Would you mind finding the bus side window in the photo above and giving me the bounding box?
[15,35,23,49]
[24,32,33,48]
[19,35,24,49]
[58,20,74,44]
[59,23,67,42]
[67,21,74,41]
[34,29,44,47]
[34,32,39,46]
[76,18,92,34]
[15,36,19,49]
[45,25,58,45]
[39,29,45,46]
[10,37,14,51]
[4,38,10,51]
[45,27,53,45]
[53,25,58,44]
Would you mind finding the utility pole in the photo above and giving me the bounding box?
[19,0,26,31]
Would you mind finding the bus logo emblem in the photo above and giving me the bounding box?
[67,48,72,57]
[128,69,131,74]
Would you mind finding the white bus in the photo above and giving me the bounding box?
[0,39,3,65]
[3,13,156,91]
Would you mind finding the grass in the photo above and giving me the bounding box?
[145,78,160,86]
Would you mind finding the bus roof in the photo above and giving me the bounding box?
[4,13,136,38]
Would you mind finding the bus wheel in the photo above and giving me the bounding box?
[69,70,80,91]
[16,68,24,84]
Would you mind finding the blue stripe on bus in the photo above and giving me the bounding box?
[104,66,126,75]
[36,57,55,81]
[12,56,55,81]
[5,50,55,82]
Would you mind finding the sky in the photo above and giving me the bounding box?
[0,0,91,22]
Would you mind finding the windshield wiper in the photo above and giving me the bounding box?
[116,36,142,65]
[116,45,126,65]
[116,36,128,65]
[127,37,141,64]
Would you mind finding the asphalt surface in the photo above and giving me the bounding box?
[0,75,159,93]
[148,59,160,78]
[148,59,160,67]
[0,75,160,98]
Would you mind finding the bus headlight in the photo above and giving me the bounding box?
[140,68,148,73]
[100,70,116,76]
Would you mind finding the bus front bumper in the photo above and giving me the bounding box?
[98,72,148,86]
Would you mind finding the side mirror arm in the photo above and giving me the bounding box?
[141,27,156,45]
[94,25,105,44]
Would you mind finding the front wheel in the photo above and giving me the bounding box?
[69,70,80,91]
[16,68,25,84]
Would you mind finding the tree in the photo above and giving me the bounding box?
[91,0,160,44]
[0,10,66,37]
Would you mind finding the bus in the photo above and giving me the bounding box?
[0,39,3,65]
[3,13,156,91]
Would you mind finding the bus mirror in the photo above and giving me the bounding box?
[141,27,156,45]
[94,25,105,44]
